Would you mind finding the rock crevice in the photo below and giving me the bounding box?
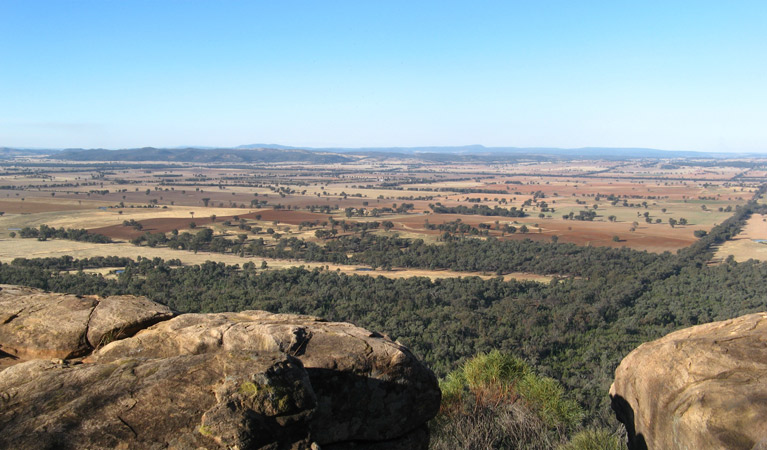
[0,285,175,360]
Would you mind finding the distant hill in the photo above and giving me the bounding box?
[55,147,353,163]
[2,144,763,163]
[237,143,752,160]
[0,147,63,158]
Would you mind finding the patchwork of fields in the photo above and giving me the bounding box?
[1,157,766,271]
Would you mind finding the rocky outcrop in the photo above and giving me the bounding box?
[0,352,316,449]
[91,310,439,445]
[0,285,174,360]
[0,285,440,449]
[610,312,767,450]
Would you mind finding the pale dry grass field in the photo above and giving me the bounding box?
[0,206,266,238]
[0,238,553,283]
[714,213,767,262]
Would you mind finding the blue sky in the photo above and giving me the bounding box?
[1,1,765,152]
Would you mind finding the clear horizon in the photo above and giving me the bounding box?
[1,1,766,152]
[7,143,767,155]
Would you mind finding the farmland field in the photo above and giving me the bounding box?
[714,212,767,262]
[1,155,766,269]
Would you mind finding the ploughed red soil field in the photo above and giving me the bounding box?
[88,207,697,253]
[239,209,331,224]
[89,209,333,240]
[0,200,94,214]
[394,213,696,253]
[91,218,211,240]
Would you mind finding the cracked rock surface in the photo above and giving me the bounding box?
[0,284,174,360]
[0,285,440,450]
[93,310,441,445]
[0,352,314,450]
[610,312,767,450]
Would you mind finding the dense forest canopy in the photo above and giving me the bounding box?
[120,227,663,277]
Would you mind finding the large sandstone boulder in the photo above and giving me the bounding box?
[93,311,441,446]
[0,285,174,359]
[0,285,440,449]
[0,352,315,450]
[610,312,767,450]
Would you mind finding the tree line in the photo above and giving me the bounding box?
[17,225,112,243]
[429,203,527,217]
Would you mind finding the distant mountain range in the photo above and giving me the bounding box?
[237,144,759,159]
[48,147,352,164]
[0,147,62,157]
[1,144,764,163]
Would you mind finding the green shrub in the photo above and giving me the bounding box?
[557,428,625,450]
[431,351,584,449]
[462,351,529,392]
[518,373,583,430]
